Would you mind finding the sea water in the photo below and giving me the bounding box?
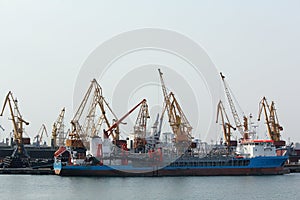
[0,173,299,200]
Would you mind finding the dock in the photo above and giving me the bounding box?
[285,164,300,173]
[0,168,54,175]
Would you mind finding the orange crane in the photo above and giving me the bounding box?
[216,100,236,148]
[34,124,48,147]
[67,79,100,149]
[158,69,192,154]
[70,80,101,143]
[51,107,65,148]
[258,97,285,147]
[0,91,30,162]
[133,100,150,153]
[220,73,248,138]
[68,79,118,148]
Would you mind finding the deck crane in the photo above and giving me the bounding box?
[220,73,248,139]
[0,91,30,167]
[158,69,192,155]
[34,124,48,147]
[51,108,66,148]
[258,97,285,147]
[216,100,236,149]
[133,100,150,153]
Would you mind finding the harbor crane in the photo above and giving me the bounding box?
[0,91,30,167]
[34,124,48,147]
[68,79,119,149]
[133,99,150,153]
[258,97,285,147]
[220,73,248,139]
[154,113,163,142]
[103,99,147,141]
[216,100,236,149]
[158,69,192,155]
[51,107,65,148]
[91,100,120,138]
[89,90,120,139]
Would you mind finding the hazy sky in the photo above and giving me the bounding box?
[0,1,300,143]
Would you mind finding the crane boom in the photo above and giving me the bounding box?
[220,73,246,136]
[71,79,97,134]
[35,124,48,146]
[91,97,121,139]
[70,79,119,148]
[258,97,283,142]
[216,100,236,148]
[104,99,147,139]
[51,107,65,148]
[158,69,192,154]
[158,69,170,104]
[0,91,29,157]
[133,100,149,152]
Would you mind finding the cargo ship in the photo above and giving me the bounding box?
[53,73,287,176]
[53,138,288,176]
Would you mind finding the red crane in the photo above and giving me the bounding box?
[103,99,147,140]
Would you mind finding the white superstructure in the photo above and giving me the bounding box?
[237,139,276,158]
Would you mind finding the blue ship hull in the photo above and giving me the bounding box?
[54,156,288,176]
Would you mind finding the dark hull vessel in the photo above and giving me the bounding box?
[0,146,56,161]
[54,156,288,177]
[0,145,56,168]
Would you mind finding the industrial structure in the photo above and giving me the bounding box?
[216,100,236,149]
[51,108,66,148]
[0,91,30,167]
[0,69,298,175]
[258,97,285,147]
[220,73,249,139]
[34,124,48,147]
[133,99,150,153]
[158,69,193,155]
[68,79,120,149]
